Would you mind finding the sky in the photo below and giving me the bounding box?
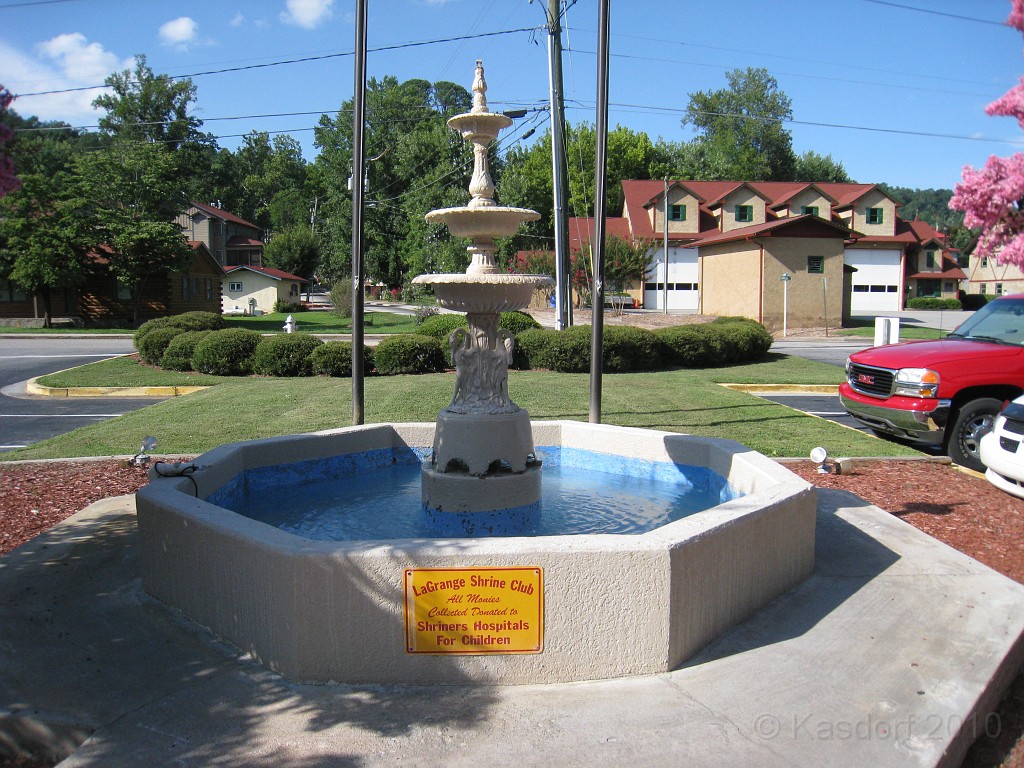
[3,0,1024,192]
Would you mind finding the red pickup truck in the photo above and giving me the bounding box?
[839,294,1024,471]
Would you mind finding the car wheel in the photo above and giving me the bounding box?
[947,397,1002,472]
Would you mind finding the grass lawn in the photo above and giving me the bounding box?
[837,318,948,340]
[12,353,922,462]
[222,310,417,334]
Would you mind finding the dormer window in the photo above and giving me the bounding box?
[865,207,884,225]
[669,204,686,221]
[734,205,753,223]
[925,251,936,269]
[800,206,819,217]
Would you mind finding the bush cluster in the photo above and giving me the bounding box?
[906,297,962,310]
[373,334,446,375]
[960,293,991,311]
[161,330,212,372]
[192,328,263,376]
[274,300,304,314]
[252,333,324,377]
[310,341,375,377]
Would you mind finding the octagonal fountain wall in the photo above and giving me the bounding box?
[136,420,815,685]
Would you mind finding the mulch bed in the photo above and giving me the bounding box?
[0,457,1022,767]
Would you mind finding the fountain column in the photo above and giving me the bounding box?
[413,61,553,531]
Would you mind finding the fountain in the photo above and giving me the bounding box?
[412,61,552,533]
[135,62,816,686]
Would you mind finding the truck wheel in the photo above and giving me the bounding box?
[947,398,1002,472]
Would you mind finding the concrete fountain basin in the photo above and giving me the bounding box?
[136,420,816,685]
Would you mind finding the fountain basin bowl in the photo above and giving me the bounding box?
[411,273,552,313]
[425,205,540,238]
[135,421,816,685]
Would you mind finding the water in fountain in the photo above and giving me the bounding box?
[412,60,554,533]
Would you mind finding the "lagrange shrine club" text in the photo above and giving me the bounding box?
[412,574,536,646]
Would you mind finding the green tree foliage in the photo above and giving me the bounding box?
[793,150,852,183]
[78,138,194,324]
[0,133,94,326]
[682,67,797,181]
[314,76,473,288]
[263,226,320,282]
[880,185,964,231]
[230,131,308,231]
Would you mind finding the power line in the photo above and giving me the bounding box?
[857,0,1009,27]
[15,27,542,99]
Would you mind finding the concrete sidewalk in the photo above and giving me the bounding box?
[1,489,1022,767]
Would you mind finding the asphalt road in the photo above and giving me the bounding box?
[0,336,162,453]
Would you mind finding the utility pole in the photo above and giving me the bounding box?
[547,0,571,329]
[589,0,610,424]
[350,0,367,425]
[663,177,669,314]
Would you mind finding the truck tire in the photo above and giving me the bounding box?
[947,397,1002,472]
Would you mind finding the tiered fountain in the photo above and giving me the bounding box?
[413,61,552,533]
[136,61,816,687]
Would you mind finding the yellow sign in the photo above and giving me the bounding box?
[404,567,544,654]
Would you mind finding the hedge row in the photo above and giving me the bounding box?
[906,297,962,310]
[134,312,773,378]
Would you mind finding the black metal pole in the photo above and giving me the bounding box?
[589,0,610,424]
[547,0,571,330]
[350,0,367,425]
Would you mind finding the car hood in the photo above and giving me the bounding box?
[851,338,1024,368]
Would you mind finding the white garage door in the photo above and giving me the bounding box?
[844,248,902,312]
[644,247,699,311]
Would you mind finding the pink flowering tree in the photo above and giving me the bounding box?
[0,84,21,197]
[950,0,1024,267]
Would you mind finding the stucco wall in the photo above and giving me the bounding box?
[699,243,762,319]
[720,189,767,232]
[650,188,702,235]
[849,189,897,236]
[787,189,832,220]
[761,237,845,331]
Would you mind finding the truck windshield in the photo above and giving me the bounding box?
[948,297,1024,346]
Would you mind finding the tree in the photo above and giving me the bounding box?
[793,150,852,184]
[949,0,1024,268]
[0,134,94,325]
[682,67,797,181]
[313,76,473,287]
[231,131,308,231]
[93,55,204,150]
[263,227,320,283]
[78,138,193,324]
[0,85,21,197]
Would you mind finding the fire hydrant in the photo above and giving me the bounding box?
[283,315,297,333]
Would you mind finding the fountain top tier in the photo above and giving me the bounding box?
[413,60,552,295]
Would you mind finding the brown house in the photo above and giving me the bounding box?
[177,201,264,268]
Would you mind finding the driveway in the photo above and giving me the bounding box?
[0,336,163,453]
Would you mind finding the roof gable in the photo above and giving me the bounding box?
[224,265,306,282]
[189,201,260,230]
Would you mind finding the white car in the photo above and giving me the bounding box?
[979,396,1024,499]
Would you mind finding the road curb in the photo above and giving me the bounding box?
[719,383,840,394]
[24,377,208,398]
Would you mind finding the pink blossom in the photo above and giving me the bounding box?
[951,154,1024,267]
[986,79,1024,128]
[1010,0,1024,31]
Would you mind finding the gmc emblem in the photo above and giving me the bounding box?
[856,373,875,385]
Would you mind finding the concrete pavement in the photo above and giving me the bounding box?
[1,489,1021,767]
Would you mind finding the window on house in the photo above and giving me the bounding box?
[980,283,987,294]
[290,284,299,296]
[800,206,819,217]
[997,283,1004,295]
[734,205,753,223]
[182,276,191,301]
[114,282,132,301]
[215,250,224,264]
[944,281,954,293]
[865,207,884,225]
[853,285,869,292]
[981,257,989,268]
[807,256,824,274]
[669,204,686,221]
[925,251,936,269]
[229,282,243,292]
[206,278,213,300]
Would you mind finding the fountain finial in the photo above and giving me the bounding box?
[471,59,488,114]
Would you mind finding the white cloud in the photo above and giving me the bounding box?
[159,17,199,49]
[0,34,131,124]
[230,12,245,27]
[280,0,335,29]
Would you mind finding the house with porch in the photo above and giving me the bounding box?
[222,265,306,316]
[964,249,1024,298]
[177,201,264,268]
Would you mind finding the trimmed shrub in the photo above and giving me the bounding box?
[601,326,663,372]
[544,325,592,373]
[709,322,771,364]
[417,313,468,340]
[310,341,374,377]
[499,311,542,335]
[161,330,212,372]
[134,311,225,349]
[274,299,304,314]
[906,297,962,310]
[655,325,714,368]
[513,328,555,370]
[373,334,446,375]
[414,305,440,324]
[251,333,324,377]
[960,293,991,311]
[137,326,182,366]
[192,328,262,376]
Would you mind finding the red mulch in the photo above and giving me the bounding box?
[0,458,1022,767]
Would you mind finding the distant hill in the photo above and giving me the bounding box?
[879,185,964,231]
